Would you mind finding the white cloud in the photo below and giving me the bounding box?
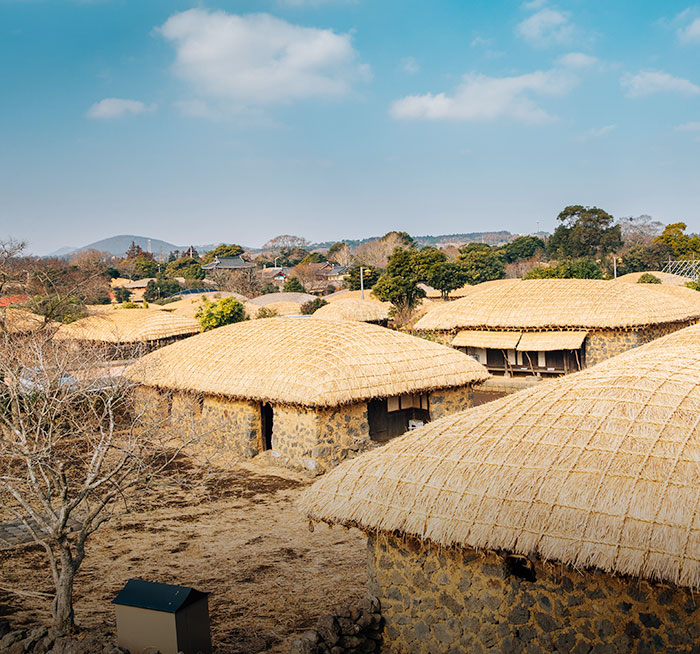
[174,99,219,120]
[678,17,700,42]
[557,52,598,68]
[676,121,700,131]
[86,98,152,119]
[522,0,548,10]
[470,36,491,47]
[157,9,368,105]
[582,124,616,140]
[517,9,573,46]
[621,71,700,98]
[401,56,419,74]
[390,69,574,124]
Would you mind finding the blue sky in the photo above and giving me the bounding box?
[1,0,699,254]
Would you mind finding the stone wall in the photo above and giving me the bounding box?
[271,402,371,474]
[368,531,700,654]
[585,321,694,367]
[429,385,475,420]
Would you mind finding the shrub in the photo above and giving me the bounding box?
[300,298,328,314]
[637,272,662,284]
[196,297,246,332]
[256,306,278,319]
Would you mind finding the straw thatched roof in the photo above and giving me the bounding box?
[423,278,511,300]
[54,309,200,343]
[249,292,316,307]
[124,317,489,407]
[1,307,46,334]
[616,282,700,307]
[325,289,380,303]
[244,301,302,318]
[414,279,700,331]
[300,337,700,589]
[313,298,390,323]
[616,271,693,286]
[452,330,522,349]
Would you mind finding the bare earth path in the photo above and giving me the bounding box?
[0,461,368,653]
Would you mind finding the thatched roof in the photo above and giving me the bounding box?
[616,271,693,286]
[414,279,700,331]
[249,292,316,307]
[423,278,511,300]
[1,307,46,334]
[124,317,489,407]
[313,298,390,323]
[244,301,302,318]
[325,289,380,302]
[54,309,200,343]
[300,337,700,589]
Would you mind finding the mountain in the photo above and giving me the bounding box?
[310,231,518,250]
[49,235,187,258]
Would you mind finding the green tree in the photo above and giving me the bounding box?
[165,257,204,281]
[547,205,622,259]
[259,282,277,295]
[114,287,131,303]
[427,261,469,300]
[524,258,604,280]
[200,243,245,264]
[299,252,327,264]
[283,277,305,293]
[300,297,328,314]
[501,236,546,263]
[196,297,246,332]
[411,247,447,281]
[458,243,506,285]
[638,272,661,284]
[654,222,700,258]
[132,256,158,279]
[345,264,381,291]
[373,248,425,311]
[143,276,182,301]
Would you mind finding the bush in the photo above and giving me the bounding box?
[637,272,662,284]
[196,297,246,332]
[256,306,278,319]
[685,281,700,291]
[113,287,131,303]
[283,277,305,293]
[300,298,328,314]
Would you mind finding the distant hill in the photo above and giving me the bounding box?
[47,235,223,259]
[311,231,518,250]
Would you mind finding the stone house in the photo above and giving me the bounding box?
[124,317,489,473]
[54,308,200,357]
[414,278,700,376]
[300,323,700,652]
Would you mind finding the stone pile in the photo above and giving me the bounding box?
[0,621,125,654]
[290,595,383,654]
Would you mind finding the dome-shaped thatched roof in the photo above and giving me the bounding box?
[313,298,390,323]
[54,309,200,343]
[616,271,693,286]
[1,307,46,333]
[300,336,700,588]
[124,317,489,407]
[244,301,301,318]
[414,278,700,331]
[249,292,316,306]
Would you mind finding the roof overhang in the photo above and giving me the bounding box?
[517,331,588,351]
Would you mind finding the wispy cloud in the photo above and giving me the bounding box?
[400,57,419,75]
[676,121,700,131]
[580,124,616,140]
[621,70,700,98]
[390,69,574,124]
[522,0,548,10]
[86,98,153,119]
[517,8,573,47]
[679,16,700,42]
[157,9,369,107]
[557,52,598,68]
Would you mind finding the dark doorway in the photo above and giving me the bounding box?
[261,403,273,450]
[367,398,430,443]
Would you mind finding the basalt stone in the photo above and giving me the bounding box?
[638,613,661,629]
[534,612,560,633]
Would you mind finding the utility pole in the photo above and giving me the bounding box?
[360,267,365,300]
[613,256,618,280]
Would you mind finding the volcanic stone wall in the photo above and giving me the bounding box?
[368,531,700,654]
[429,385,475,420]
[585,321,695,367]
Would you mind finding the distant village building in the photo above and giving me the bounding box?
[414,278,700,376]
[124,317,489,473]
[200,256,255,272]
[54,309,200,357]
[301,323,700,653]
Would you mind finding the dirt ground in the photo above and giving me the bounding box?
[0,460,368,653]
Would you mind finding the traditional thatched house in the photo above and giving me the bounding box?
[312,298,390,324]
[300,326,700,652]
[124,317,489,472]
[414,278,700,376]
[616,270,693,285]
[0,307,46,334]
[248,292,316,306]
[244,301,302,317]
[54,308,200,356]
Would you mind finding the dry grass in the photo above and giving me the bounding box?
[0,461,367,653]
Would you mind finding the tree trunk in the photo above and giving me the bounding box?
[52,557,76,634]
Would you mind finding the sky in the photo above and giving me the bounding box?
[1,0,699,255]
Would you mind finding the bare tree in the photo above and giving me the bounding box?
[327,243,353,267]
[355,233,408,269]
[0,332,198,633]
[209,269,257,298]
[262,235,310,252]
[618,215,664,248]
